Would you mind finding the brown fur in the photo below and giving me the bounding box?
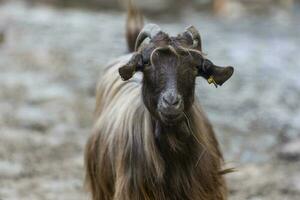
[85,2,231,200]
[85,57,228,200]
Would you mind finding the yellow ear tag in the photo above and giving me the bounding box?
[207,76,218,88]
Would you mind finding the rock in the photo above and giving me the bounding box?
[278,139,300,161]
[15,106,54,132]
[0,160,23,178]
[289,175,300,193]
[281,174,300,194]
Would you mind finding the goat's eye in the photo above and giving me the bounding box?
[143,60,151,66]
[143,60,153,71]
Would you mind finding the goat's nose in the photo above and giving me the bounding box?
[162,93,182,109]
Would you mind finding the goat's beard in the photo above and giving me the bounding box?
[154,113,191,140]
[153,117,194,155]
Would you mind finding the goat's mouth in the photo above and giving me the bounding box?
[158,111,184,125]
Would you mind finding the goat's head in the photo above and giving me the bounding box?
[119,24,234,126]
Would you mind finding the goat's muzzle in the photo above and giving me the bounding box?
[157,90,184,125]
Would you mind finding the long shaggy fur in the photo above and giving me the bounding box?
[85,1,230,199]
[85,55,228,200]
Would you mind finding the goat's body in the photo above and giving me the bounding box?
[85,55,228,200]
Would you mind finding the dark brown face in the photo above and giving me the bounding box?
[119,26,234,126]
[142,48,199,125]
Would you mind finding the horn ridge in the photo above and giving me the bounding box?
[185,25,202,51]
[134,23,162,51]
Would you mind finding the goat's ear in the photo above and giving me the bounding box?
[198,59,234,87]
[118,53,143,81]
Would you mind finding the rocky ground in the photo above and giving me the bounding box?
[0,2,300,200]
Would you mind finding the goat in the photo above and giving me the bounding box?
[85,4,234,200]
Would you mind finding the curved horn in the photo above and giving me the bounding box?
[134,23,162,51]
[185,26,202,51]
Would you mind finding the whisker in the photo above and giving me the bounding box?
[183,111,208,168]
[195,148,207,167]
[183,112,201,146]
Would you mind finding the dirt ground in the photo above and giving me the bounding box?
[0,2,300,200]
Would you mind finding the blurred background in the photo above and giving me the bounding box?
[0,0,300,199]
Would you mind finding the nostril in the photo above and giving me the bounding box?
[172,98,180,106]
[173,96,182,108]
[162,95,169,104]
